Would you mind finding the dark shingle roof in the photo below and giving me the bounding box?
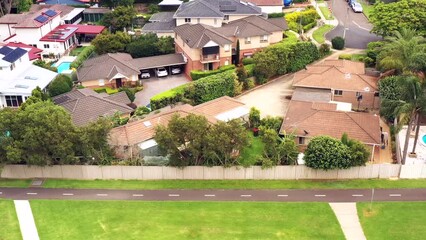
[130,53,186,70]
[149,12,175,22]
[142,21,176,33]
[174,24,232,48]
[174,0,261,18]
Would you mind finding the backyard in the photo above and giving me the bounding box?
[0,200,22,240]
[238,131,265,166]
[31,200,344,240]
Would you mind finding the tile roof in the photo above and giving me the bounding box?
[83,7,112,14]
[149,12,175,22]
[174,0,261,18]
[77,53,140,82]
[174,23,233,48]
[130,53,186,70]
[109,96,247,146]
[0,13,27,24]
[217,15,287,38]
[293,60,378,92]
[280,100,381,145]
[142,21,176,33]
[13,9,60,28]
[246,0,283,6]
[29,4,75,17]
[291,87,332,102]
[52,89,132,126]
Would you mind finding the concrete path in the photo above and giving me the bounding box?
[329,202,366,240]
[14,200,40,240]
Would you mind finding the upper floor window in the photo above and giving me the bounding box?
[214,18,217,25]
[224,15,229,20]
[245,37,251,44]
[197,18,200,23]
[185,18,191,23]
[5,95,23,107]
[44,44,50,49]
[260,35,268,43]
[224,44,230,52]
[334,90,343,96]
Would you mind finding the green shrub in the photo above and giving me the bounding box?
[242,58,255,65]
[363,56,375,67]
[268,12,285,18]
[244,64,255,78]
[94,88,107,93]
[150,84,188,110]
[247,77,255,89]
[48,75,73,97]
[302,21,317,31]
[33,60,57,72]
[331,36,345,50]
[190,65,235,80]
[134,106,151,116]
[338,53,352,60]
[70,45,95,69]
[249,107,261,128]
[285,7,320,32]
[319,43,331,57]
[304,136,352,170]
[119,87,136,102]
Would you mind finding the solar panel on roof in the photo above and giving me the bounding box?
[44,9,57,17]
[2,48,27,63]
[0,46,13,56]
[34,15,48,23]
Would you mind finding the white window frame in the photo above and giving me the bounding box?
[334,90,343,96]
[224,44,230,52]
[185,18,191,23]
[99,79,105,86]
[245,37,251,44]
[260,35,268,43]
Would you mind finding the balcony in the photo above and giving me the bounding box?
[200,54,220,63]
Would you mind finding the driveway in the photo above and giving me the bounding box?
[236,74,294,118]
[134,75,190,107]
[325,0,381,49]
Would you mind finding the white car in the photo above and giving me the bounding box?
[171,67,181,75]
[156,68,168,77]
[140,71,150,79]
[351,2,363,13]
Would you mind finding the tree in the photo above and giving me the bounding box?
[377,28,426,73]
[20,87,48,110]
[16,0,32,13]
[157,36,175,55]
[249,107,261,128]
[100,0,134,9]
[119,87,135,102]
[126,33,159,58]
[331,36,345,50]
[253,49,280,80]
[261,128,298,166]
[235,40,240,65]
[48,75,73,97]
[102,6,136,33]
[92,31,131,55]
[341,133,370,166]
[148,4,160,14]
[304,136,352,170]
[369,0,426,37]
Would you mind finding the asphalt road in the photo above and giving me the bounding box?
[1,188,426,202]
[325,0,381,49]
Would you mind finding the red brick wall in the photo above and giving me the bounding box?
[333,90,379,110]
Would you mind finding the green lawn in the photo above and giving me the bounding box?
[43,179,426,190]
[282,30,299,45]
[69,46,86,56]
[312,24,334,43]
[0,200,22,240]
[238,131,264,166]
[319,6,334,20]
[31,200,344,240]
[0,179,31,187]
[360,1,374,20]
[358,202,426,240]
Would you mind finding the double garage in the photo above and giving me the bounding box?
[131,53,187,79]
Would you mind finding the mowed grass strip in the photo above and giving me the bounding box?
[313,24,334,43]
[319,6,334,20]
[358,202,426,240]
[31,200,344,240]
[43,179,426,190]
[0,200,22,240]
[0,179,31,188]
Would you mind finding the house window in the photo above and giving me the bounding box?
[185,18,191,23]
[214,18,217,25]
[224,44,230,52]
[298,137,305,145]
[225,60,229,65]
[334,90,343,96]
[5,95,23,107]
[245,37,251,44]
[224,15,229,20]
[99,79,105,86]
[260,35,268,43]
[197,18,200,23]
[44,44,50,49]
[356,92,362,97]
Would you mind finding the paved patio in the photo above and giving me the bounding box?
[134,75,190,107]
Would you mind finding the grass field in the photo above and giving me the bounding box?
[42,179,426,190]
[31,200,344,240]
[358,202,426,240]
[319,6,334,20]
[70,46,87,56]
[238,131,264,166]
[282,30,299,44]
[0,179,31,187]
[312,24,334,43]
[0,200,22,240]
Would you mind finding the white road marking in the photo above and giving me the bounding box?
[204,194,216,197]
[132,194,144,197]
[315,194,326,197]
[96,194,108,197]
[240,195,252,197]
[352,194,364,197]
[277,194,288,197]
[168,194,180,197]
[62,193,74,196]
[351,20,371,31]
[389,194,402,197]
[26,192,37,195]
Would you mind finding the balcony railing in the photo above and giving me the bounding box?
[200,54,220,63]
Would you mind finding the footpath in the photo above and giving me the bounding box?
[305,0,339,46]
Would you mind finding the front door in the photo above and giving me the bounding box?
[116,78,123,88]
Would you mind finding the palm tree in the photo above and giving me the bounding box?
[378,28,426,74]
[381,76,426,164]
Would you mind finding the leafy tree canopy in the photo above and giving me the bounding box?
[304,136,352,170]
[102,6,136,33]
[92,31,131,55]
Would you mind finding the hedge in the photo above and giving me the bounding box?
[268,12,285,18]
[338,54,352,60]
[244,64,255,78]
[150,84,188,110]
[303,21,317,31]
[70,45,95,69]
[190,65,235,80]
[242,58,255,65]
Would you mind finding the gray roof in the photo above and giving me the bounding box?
[174,0,261,18]
[291,87,332,103]
[149,12,175,22]
[83,8,111,14]
[77,53,140,82]
[217,15,287,37]
[53,89,132,126]
[142,21,176,33]
[130,53,186,70]
[174,24,232,48]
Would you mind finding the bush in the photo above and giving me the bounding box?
[260,116,283,133]
[147,4,159,14]
[249,107,261,128]
[244,64,255,78]
[33,60,57,72]
[94,88,107,94]
[285,7,320,32]
[341,133,370,166]
[48,75,73,97]
[246,78,255,89]
[338,53,352,60]
[331,36,345,50]
[302,21,317,31]
[319,43,331,57]
[190,65,235,80]
[304,136,352,170]
[242,58,255,65]
[150,84,188,110]
[119,87,136,103]
[70,45,95,69]
[363,56,375,67]
[134,106,151,116]
[268,12,285,18]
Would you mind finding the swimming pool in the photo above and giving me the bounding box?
[423,134,426,145]
[55,62,71,73]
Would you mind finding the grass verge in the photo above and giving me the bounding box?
[319,6,334,20]
[42,179,426,190]
[238,131,264,167]
[360,1,374,20]
[282,30,299,44]
[358,202,426,240]
[31,200,344,240]
[312,24,334,43]
[0,179,31,187]
[0,200,22,240]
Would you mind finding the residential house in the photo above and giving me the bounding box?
[246,0,283,13]
[141,12,176,38]
[52,88,133,126]
[292,60,380,109]
[29,4,84,24]
[109,96,249,160]
[0,46,57,108]
[82,7,111,23]
[3,42,43,61]
[158,0,183,11]
[174,15,287,75]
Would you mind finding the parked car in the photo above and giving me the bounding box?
[171,67,181,75]
[140,71,150,79]
[156,67,168,77]
[350,1,363,12]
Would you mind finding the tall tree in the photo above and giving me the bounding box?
[92,31,131,54]
[16,0,32,13]
[235,40,240,65]
[100,0,134,9]
[102,6,136,33]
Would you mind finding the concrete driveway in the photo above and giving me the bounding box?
[325,0,381,49]
[236,74,294,118]
[134,75,190,107]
